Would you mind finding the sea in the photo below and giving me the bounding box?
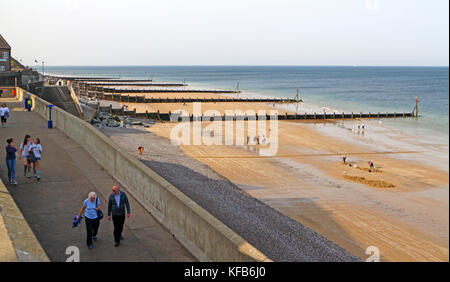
[45,66,449,168]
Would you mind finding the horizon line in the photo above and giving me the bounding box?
[40,64,450,68]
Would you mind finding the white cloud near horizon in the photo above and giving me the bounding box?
[1,0,448,66]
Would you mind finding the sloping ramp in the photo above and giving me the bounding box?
[40,86,82,118]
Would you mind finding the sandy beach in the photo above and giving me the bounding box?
[82,84,450,262]
[98,97,449,262]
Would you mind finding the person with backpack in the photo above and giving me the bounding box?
[5,138,18,185]
[18,135,33,178]
[0,103,10,128]
[76,192,103,249]
[29,138,42,180]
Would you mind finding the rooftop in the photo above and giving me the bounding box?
[0,34,11,49]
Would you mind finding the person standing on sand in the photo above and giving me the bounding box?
[76,192,102,249]
[18,135,33,178]
[368,160,374,172]
[5,138,18,185]
[0,103,10,128]
[108,185,131,247]
[29,138,42,180]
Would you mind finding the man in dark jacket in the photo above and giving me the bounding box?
[108,185,131,247]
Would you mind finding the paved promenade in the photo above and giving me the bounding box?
[0,99,195,262]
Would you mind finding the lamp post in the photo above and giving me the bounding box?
[42,61,45,76]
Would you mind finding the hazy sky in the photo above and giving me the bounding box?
[1,0,448,66]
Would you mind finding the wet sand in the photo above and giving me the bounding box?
[145,114,449,262]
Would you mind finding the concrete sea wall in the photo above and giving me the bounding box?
[16,87,271,262]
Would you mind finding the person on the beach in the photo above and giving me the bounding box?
[29,138,42,180]
[262,135,266,145]
[342,156,347,164]
[0,103,10,128]
[76,192,102,249]
[256,135,260,145]
[246,135,250,145]
[5,138,18,185]
[368,160,374,172]
[18,135,33,178]
[108,185,131,247]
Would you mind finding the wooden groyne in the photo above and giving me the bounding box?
[76,79,154,82]
[48,76,116,81]
[74,81,242,95]
[80,82,187,87]
[101,87,240,94]
[48,76,154,82]
[79,89,300,103]
[96,105,416,122]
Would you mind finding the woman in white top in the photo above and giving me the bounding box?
[29,138,42,180]
[0,103,10,128]
[18,134,33,178]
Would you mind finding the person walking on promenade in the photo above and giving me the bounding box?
[76,192,102,249]
[0,103,10,128]
[29,138,42,180]
[5,138,18,185]
[18,135,33,178]
[108,185,131,247]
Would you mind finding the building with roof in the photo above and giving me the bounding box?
[0,33,11,72]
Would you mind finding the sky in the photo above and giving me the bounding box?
[1,0,448,66]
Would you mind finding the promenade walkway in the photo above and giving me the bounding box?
[0,98,195,262]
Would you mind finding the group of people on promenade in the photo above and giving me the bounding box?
[2,102,43,185]
[2,100,132,251]
[75,185,131,249]
[5,134,43,185]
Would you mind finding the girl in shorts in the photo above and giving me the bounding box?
[19,135,33,178]
[29,138,42,180]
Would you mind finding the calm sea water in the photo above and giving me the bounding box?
[45,66,449,144]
